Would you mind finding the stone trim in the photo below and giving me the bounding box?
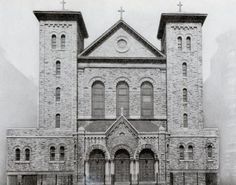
[110,144,134,160]
[86,144,110,160]
[134,144,158,160]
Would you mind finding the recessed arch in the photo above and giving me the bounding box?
[86,144,109,160]
[111,144,134,160]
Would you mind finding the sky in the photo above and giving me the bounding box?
[1,0,236,84]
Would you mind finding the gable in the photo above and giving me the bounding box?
[106,116,138,136]
[80,20,165,58]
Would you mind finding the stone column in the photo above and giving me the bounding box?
[159,126,166,185]
[85,160,89,183]
[155,160,159,183]
[130,160,134,184]
[110,160,115,185]
[134,160,139,185]
[105,160,110,185]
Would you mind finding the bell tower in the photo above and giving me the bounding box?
[34,11,88,130]
[157,13,207,131]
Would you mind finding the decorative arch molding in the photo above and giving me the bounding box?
[187,142,195,148]
[88,77,106,87]
[86,144,110,160]
[134,144,158,160]
[138,77,156,87]
[110,144,134,160]
[113,76,132,89]
[177,143,186,149]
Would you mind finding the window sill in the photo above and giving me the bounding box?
[207,159,214,162]
[14,161,30,164]
[49,161,65,164]
[179,160,194,162]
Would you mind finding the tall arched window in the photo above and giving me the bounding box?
[50,146,56,161]
[51,34,56,49]
[25,148,30,161]
[188,145,193,160]
[56,87,61,101]
[15,148,20,161]
[186,37,191,51]
[183,88,187,103]
[141,82,153,118]
[116,82,129,117]
[92,81,105,118]
[183,114,188,128]
[182,62,187,77]
[177,36,182,51]
[179,145,184,160]
[55,114,60,128]
[61,34,66,49]
[56,61,61,75]
[59,146,65,161]
[207,145,213,158]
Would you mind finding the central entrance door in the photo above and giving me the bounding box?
[89,149,105,184]
[114,149,130,184]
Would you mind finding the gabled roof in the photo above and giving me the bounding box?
[105,116,138,136]
[80,19,165,58]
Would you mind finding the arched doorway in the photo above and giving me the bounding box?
[139,149,155,182]
[114,149,130,183]
[89,149,105,184]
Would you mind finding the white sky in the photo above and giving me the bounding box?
[1,0,236,83]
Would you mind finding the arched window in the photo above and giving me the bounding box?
[55,114,60,128]
[56,87,61,101]
[92,81,105,118]
[15,148,20,161]
[61,34,66,49]
[183,114,188,128]
[177,36,182,51]
[188,145,193,160]
[51,34,56,49]
[141,82,154,118]
[182,62,187,77]
[139,149,155,182]
[56,61,61,75]
[207,145,213,158]
[25,148,30,161]
[179,145,184,160]
[50,146,56,161]
[116,82,129,117]
[183,88,187,103]
[186,37,191,51]
[59,146,65,161]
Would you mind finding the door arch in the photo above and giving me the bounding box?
[89,149,105,184]
[114,149,130,183]
[139,149,155,182]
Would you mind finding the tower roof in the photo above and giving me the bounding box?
[157,13,207,39]
[33,10,88,38]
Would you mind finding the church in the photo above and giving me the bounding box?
[6,5,219,185]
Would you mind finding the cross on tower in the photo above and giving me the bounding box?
[61,0,66,10]
[177,1,183,12]
[118,7,125,20]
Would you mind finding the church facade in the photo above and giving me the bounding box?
[6,10,219,185]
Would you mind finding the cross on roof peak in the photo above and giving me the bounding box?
[177,1,183,12]
[60,0,66,10]
[118,7,125,20]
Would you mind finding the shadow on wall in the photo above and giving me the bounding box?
[0,46,38,185]
[204,30,236,185]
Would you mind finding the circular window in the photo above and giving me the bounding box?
[115,36,130,53]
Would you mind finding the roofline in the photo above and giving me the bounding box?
[157,13,207,39]
[33,10,88,38]
[77,56,166,61]
[80,19,165,57]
